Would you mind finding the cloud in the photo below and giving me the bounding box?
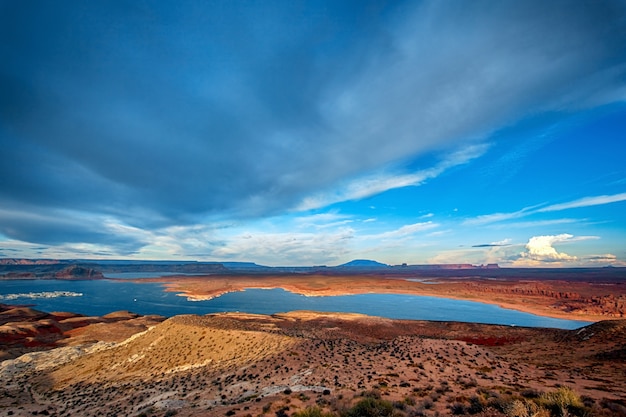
[585,254,617,261]
[297,143,488,210]
[292,212,353,230]
[516,234,599,264]
[465,192,626,226]
[210,228,355,266]
[1,1,626,251]
[472,239,512,248]
[463,206,541,226]
[365,222,439,240]
[0,207,145,253]
[429,243,523,266]
[484,218,582,229]
[520,234,578,262]
[538,193,626,212]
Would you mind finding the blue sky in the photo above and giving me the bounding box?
[1,0,626,266]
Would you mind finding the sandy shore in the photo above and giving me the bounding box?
[135,273,626,322]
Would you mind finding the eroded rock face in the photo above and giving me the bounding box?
[0,304,165,360]
[53,265,104,279]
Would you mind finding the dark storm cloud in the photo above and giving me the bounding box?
[0,205,145,253]
[1,1,385,221]
[2,0,626,247]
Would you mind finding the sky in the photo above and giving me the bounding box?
[1,0,626,267]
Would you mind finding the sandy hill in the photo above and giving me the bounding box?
[1,312,625,417]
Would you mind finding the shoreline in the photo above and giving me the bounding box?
[148,274,607,323]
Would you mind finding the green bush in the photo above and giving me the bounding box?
[341,397,403,417]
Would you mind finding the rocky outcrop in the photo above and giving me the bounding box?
[0,304,164,360]
[54,265,104,279]
[458,281,625,317]
[0,263,105,280]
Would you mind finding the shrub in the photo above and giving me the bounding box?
[520,389,542,399]
[292,406,337,417]
[341,397,401,417]
[468,396,485,414]
[360,389,381,400]
[450,403,467,415]
[276,406,290,417]
[539,386,586,417]
[392,400,406,411]
[506,399,536,417]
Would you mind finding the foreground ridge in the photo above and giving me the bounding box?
[1,310,625,416]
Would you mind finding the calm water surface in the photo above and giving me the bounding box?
[0,279,591,329]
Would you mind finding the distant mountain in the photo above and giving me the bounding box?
[219,262,267,269]
[0,258,65,265]
[337,259,389,268]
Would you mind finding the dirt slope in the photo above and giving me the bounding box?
[1,312,625,417]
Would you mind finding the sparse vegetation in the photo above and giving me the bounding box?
[292,406,337,417]
[502,387,588,417]
[341,397,402,417]
[2,307,625,417]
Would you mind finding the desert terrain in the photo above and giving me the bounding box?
[1,264,625,416]
[1,303,625,417]
[147,272,626,322]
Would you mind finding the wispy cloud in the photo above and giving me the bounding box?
[292,212,354,230]
[484,218,582,229]
[465,192,626,226]
[472,238,512,248]
[210,228,355,266]
[298,143,489,210]
[463,208,535,226]
[1,1,626,262]
[537,192,626,212]
[364,222,439,240]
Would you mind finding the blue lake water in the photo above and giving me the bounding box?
[0,279,591,329]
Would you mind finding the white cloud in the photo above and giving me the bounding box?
[484,218,582,229]
[428,243,522,266]
[298,143,488,211]
[365,221,439,240]
[463,210,529,226]
[292,212,354,230]
[538,192,626,212]
[521,234,578,262]
[515,234,599,265]
[210,228,355,266]
[465,192,626,226]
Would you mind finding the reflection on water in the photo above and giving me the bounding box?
[0,279,591,329]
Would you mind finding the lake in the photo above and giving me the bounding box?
[0,279,591,329]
